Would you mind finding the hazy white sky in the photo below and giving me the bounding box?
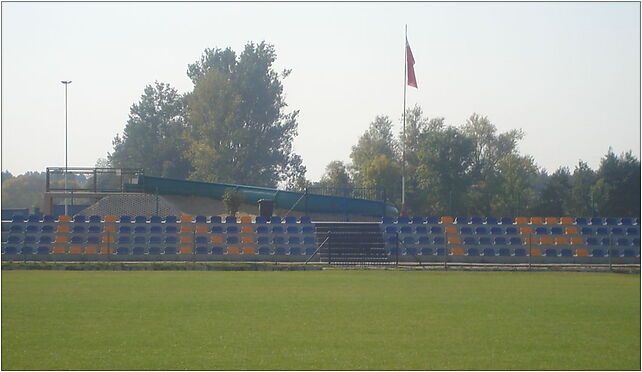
[2,2,640,182]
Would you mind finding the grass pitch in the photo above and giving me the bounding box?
[2,270,639,370]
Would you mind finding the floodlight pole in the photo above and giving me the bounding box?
[61,80,72,216]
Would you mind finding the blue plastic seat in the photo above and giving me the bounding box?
[256,226,269,234]
[211,246,224,255]
[403,236,415,245]
[256,246,270,255]
[26,225,38,233]
[435,248,447,256]
[623,249,637,257]
[134,236,146,244]
[87,236,100,244]
[426,216,439,224]
[479,237,492,245]
[505,227,518,235]
[134,216,147,223]
[149,226,162,234]
[165,216,178,224]
[9,225,23,233]
[272,236,285,244]
[28,215,41,222]
[586,237,600,246]
[509,237,522,245]
[575,217,588,225]
[470,217,483,224]
[149,236,162,244]
[411,216,424,224]
[290,247,302,255]
[460,227,473,235]
[302,226,315,234]
[560,249,573,257]
[41,225,54,233]
[255,216,267,224]
[89,215,101,223]
[485,217,498,225]
[605,217,618,225]
[164,236,178,244]
[430,226,443,234]
[148,247,161,255]
[500,217,514,225]
[132,246,146,255]
[636,218,641,225]
[225,226,238,234]
[303,236,316,245]
[611,227,624,235]
[455,216,468,224]
[300,216,312,224]
[609,249,621,257]
[596,227,608,235]
[494,237,507,245]
[195,215,207,224]
[257,236,270,244]
[467,248,479,256]
[600,237,611,246]
[514,248,526,256]
[73,215,86,223]
[616,238,630,246]
[24,236,36,244]
[165,226,178,234]
[387,235,397,245]
[195,236,208,244]
[463,237,476,245]
[134,226,147,234]
[417,236,430,245]
[535,227,548,235]
[545,248,557,257]
[119,216,132,223]
[286,226,300,234]
[37,246,51,254]
[7,235,21,244]
[475,227,488,235]
[405,247,417,256]
[210,216,222,224]
[590,217,603,225]
[11,215,26,222]
[226,236,239,244]
[633,238,641,246]
[305,246,316,255]
[385,226,398,234]
[397,216,410,224]
[39,236,52,244]
[284,216,297,224]
[399,226,412,234]
[591,249,605,257]
[211,225,223,233]
[421,248,433,255]
[381,216,394,224]
[581,227,593,235]
[483,248,495,256]
[70,236,84,244]
[72,225,86,233]
[499,248,511,256]
[626,227,639,236]
[3,246,18,254]
[119,226,132,234]
[275,247,288,255]
[195,246,209,254]
[433,236,445,245]
[620,217,633,225]
[116,247,130,255]
[21,246,34,255]
[150,216,162,224]
[164,247,177,255]
[288,236,301,245]
[550,227,563,235]
[490,227,503,235]
[415,226,428,234]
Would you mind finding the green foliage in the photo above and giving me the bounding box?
[533,167,572,216]
[222,188,244,216]
[2,271,639,370]
[317,161,353,189]
[569,161,597,216]
[594,149,641,216]
[184,42,305,188]
[1,170,13,184]
[109,82,191,179]
[1,173,45,209]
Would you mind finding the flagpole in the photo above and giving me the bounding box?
[402,24,407,216]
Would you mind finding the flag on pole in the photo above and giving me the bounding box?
[406,39,417,88]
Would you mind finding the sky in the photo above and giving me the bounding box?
[1,2,640,183]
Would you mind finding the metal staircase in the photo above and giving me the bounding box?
[315,222,390,265]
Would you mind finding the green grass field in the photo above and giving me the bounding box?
[2,270,640,370]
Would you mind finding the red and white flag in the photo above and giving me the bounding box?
[406,39,417,88]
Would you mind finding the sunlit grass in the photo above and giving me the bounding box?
[2,270,639,370]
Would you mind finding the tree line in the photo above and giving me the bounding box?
[2,41,640,217]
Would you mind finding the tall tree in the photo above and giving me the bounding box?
[2,171,14,184]
[350,115,399,192]
[109,82,191,179]
[533,167,572,216]
[184,42,305,188]
[594,149,640,216]
[317,161,353,189]
[492,154,538,217]
[569,160,597,216]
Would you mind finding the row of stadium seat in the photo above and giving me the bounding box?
[5,215,312,224]
[2,223,316,235]
[382,216,640,225]
[382,225,640,236]
[387,235,641,247]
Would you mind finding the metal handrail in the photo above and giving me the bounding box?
[304,235,331,264]
[283,191,307,218]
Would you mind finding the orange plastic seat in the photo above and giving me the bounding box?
[440,216,454,224]
[445,226,457,234]
[52,246,66,254]
[555,237,569,245]
[57,215,72,222]
[100,247,113,254]
[560,217,573,225]
[180,236,193,244]
[515,217,528,225]
[241,236,255,244]
[242,247,255,255]
[103,225,116,233]
[104,215,117,223]
[576,249,589,257]
[451,247,464,256]
[540,236,553,245]
[545,217,559,225]
[520,227,533,235]
[85,246,97,254]
[570,237,584,245]
[211,235,224,244]
[180,225,193,233]
[56,225,70,233]
[102,236,115,244]
[195,225,208,233]
[565,227,578,235]
[180,246,192,254]
[227,247,239,255]
[530,248,542,256]
[180,215,193,223]
[240,216,252,224]
[69,246,82,254]
[530,217,543,225]
[523,236,539,245]
[447,236,461,245]
[241,225,254,233]
[55,236,68,244]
